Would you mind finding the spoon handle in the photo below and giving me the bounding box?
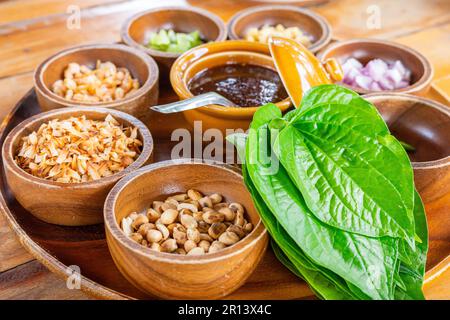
[150,92,236,114]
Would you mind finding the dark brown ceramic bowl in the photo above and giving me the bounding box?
[104,159,268,299]
[121,6,227,80]
[34,44,159,126]
[364,93,450,213]
[2,107,153,226]
[318,39,433,95]
[227,5,331,53]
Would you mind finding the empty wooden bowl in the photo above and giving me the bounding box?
[34,43,159,126]
[121,6,227,80]
[364,93,450,221]
[104,159,268,299]
[318,39,433,95]
[2,107,153,226]
[227,5,332,53]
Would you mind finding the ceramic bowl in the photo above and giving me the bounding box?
[34,44,159,126]
[104,159,268,299]
[2,107,153,226]
[170,40,292,132]
[227,5,332,53]
[121,6,227,81]
[318,39,433,95]
[364,93,450,220]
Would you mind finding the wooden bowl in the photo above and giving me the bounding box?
[34,43,159,126]
[121,6,227,81]
[318,39,433,95]
[104,159,269,299]
[2,107,153,226]
[227,5,332,53]
[170,40,292,133]
[364,93,450,219]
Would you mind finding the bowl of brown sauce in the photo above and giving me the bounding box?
[170,40,292,132]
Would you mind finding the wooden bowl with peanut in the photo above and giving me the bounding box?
[104,159,268,299]
[34,44,159,126]
[2,107,153,226]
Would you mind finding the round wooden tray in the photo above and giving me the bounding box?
[0,88,449,299]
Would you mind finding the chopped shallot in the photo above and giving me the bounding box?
[341,58,411,91]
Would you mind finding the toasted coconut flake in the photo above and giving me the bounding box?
[15,115,142,183]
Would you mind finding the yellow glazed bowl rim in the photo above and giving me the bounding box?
[170,40,292,119]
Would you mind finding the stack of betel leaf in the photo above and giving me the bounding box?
[227,84,428,300]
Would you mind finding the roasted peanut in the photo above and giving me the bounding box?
[187,247,205,256]
[152,201,164,213]
[161,239,177,253]
[177,203,198,213]
[130,232,143,243]
[198,240,210,252]
[187,189,202,201]
[180,214,198,229]
[234,211,245,227]
[156,220,170,240]
[227,225,245,238]
[161,202,177,211]
[173,227,187,245]
[131,214,148,229]
[218,231,240,245]
[171,193,188,202]
[146,229,163,243]
[187,228,201,243]
[176,248,187,255]
[208,222,227,239]
[146,208,160,222]
[198,196,213,208]
[202,212,225,224]
[244,222,253,233]
[160,208,178,225]
[138,223,155,236]
[209,241,226,253]
[184,239,197,253]
[218,207,235,222]
[209,193,223,204]
[199,233,213,242]
[150,242,161,252]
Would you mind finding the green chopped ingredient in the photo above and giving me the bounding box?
[146,29,204,53]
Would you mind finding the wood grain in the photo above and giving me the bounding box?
[0,0,125,25]
[315,0,450,40]
[0,260,91,300]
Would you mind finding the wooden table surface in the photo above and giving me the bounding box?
[0,0,449,300]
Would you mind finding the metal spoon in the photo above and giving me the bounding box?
[150,92,237,114]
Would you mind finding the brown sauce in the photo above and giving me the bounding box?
[188,64,288,107]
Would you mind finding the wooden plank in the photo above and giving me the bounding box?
[0,0,187,79]
[395,24,450,81]
[0,0,125,25]
[0,72,33,121]
[0,260,91,299]
[0,212,33,272]
[315,0,450,40]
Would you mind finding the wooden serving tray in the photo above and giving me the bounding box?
[0,87,448,300]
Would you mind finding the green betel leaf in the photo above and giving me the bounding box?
[245,124,398,299]
[274,84,415,243]
[395,190,428,300]
[228,132,358,300]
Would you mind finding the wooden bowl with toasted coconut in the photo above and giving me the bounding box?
[2,107,153,226]
[34,43,159,126]
[104,159,268,299]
